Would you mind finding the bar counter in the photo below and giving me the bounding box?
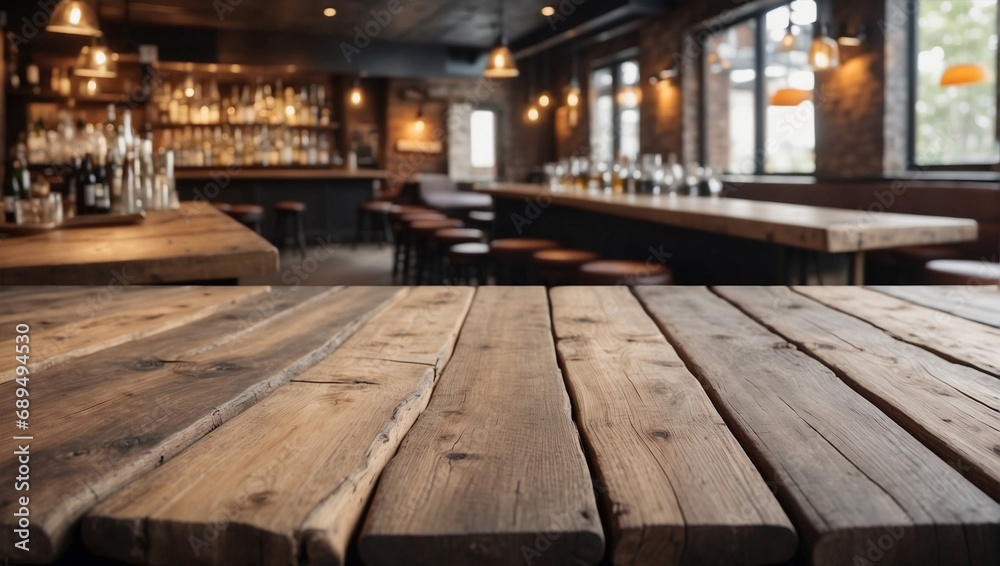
[477,183,980,284]
[175,168,391,243]
[2,285,998,565]
[0,202,279,285]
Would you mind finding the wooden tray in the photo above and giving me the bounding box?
[0,212,147,236]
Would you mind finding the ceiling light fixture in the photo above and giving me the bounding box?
[809,21,840,70]
[940,64,990,87]
[415,106,426,132]
[46,0,103,37]
[75,39,118,78]
[484,0,519,78]
[837,23,867,46]
[323,7,337,17]
[538,93,551,107]
[541,6,555,17]
[780,3,797,52]
[526,106,539,122]
[350,77,363,106]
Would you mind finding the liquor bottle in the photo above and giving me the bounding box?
[77,154,97,215]
[95,148,111,214]
[14,141,31,201]
[50,67,61,93]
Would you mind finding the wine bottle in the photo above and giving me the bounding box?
[95,149,111,214]
[77,153,97,215]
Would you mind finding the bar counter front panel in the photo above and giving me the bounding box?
[175,168,389,244]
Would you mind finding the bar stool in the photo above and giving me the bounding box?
[210,202,232,213]
[390,206,438,279]
[409,219,464,284]
[924,260,1000,286]
[894,245,961,283]
[489,238,560,284]
[449,243,491,285]
[396,212,448,282]
[354,200,395,249]
[467,210,496,238]
[578,260,673,286]
[227,204,265,234]
[432,228,486,284]
[274,201,308,258]
[533,249,600,286]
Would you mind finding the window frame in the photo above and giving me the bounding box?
[906,0,1000,172]
[589,48,641,163]
[697,0,823,176]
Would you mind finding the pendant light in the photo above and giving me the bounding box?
[566,46,581,107]
[525,57,539,122]
[940,64,990,87]
[780,3,797,52]
[46,0,103,37]
[809,20,840,70]
[414,105,426,132]
[350,77,363,106]
[484,0,519,78]
[75,39,118,78]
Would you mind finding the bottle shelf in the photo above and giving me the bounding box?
[8,89,128,104]
[151,122,340,130]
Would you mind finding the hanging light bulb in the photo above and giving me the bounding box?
[566,79,581,107]
[538,93,551,107]
[484,0,519,78]
[75,39,118,78]
[183,74,195,98]
[415,106,426,132]
[350,77,363,106]
[526,105,539,122]
[46,0,103,37]
[809,22,840,70]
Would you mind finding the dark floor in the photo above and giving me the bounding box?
[241,243,395,286]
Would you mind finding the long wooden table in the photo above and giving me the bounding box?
[0,202,279,285]
[1,285,999,565]
[476,184,980,284]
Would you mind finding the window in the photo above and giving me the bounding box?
[703,0,817,175]
[470,110,497,171]
[911,0,999,168]
[448,105,498,181]
[590,58,641,166]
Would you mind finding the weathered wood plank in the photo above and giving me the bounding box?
[717,286,1000,501]
[635,286,1000,566]
[549,286,796,565]
[82,287,475,566]
[0,202,279,285]
[0,286,270,383]
[796,286,1000,378]
[0,286,401,563]
[360,287,604,566]
[870,285,1000,328]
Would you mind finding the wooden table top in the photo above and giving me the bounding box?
[2,285,999,565]
[477,183,980,253]
[174,167,390,181]
[0,202,279,285]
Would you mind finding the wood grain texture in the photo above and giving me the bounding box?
[359,287,605,566]
[476,184,978,253]
[0,202,279,285]
[870,285,1000,328]
[0,286,401,563]
[796,286,1000,378]
[549,286,796,566]
[0,286,270,384]
[635,286,1000,566]
[717,286,1000,501]
[83,287,474,566]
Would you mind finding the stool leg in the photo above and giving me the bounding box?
[296,212,307,259]
[380,213,393,247]
[353,212,364,250]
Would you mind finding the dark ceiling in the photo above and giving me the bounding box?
[94,0,632,49]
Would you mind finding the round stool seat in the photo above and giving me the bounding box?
[468,210,495,223]
[228,204,264,222]
[274,200,306,213]
[410,219,464,237]
[450,242,490,258]
[434,228,485,246]
[358,200,394,213]
[390,206,436,222]
[924,260,1000,286]
[534,248,600,268]
[895,246,961,262]
[490,238,561,260]
[211,202,232,213]
[401,212,447,225]
[578,260,673,286]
